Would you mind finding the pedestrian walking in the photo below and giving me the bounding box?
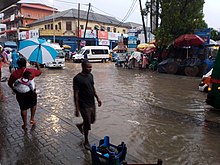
[10,49,20,72]
[0,48,10,81]
[8,58,41,131]
[73,59,102,150]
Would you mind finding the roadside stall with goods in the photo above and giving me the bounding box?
[136,42,157,69]
[127,51,142,69]
[113,44,128,67]
[157,34,206,76]
[62,44,72,61]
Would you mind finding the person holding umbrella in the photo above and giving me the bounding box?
[8,58,41,131]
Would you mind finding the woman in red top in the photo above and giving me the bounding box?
[8,58,41,131]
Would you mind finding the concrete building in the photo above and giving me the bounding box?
[29,8,131,51]
[0,2,56,41]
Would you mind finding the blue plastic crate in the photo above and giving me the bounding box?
[91,136,127,165]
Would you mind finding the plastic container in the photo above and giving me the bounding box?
[91,136,127,165]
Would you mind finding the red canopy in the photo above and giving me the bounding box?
[174,34,204,47]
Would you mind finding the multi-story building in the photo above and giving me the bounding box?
[29,8,131,51]
[0,2,56,41]
[0,14,6,41]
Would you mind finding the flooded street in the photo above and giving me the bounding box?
[36,62,220,165]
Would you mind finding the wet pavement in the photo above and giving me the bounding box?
[0,65,140,165]
[1,62,220,165]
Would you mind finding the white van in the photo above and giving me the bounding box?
[45,43,65,68]
[72,46,110,62]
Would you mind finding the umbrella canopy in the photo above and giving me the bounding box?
[18,38,58,64]
[143,47,157,54]
[113,45,127,51]
[174,34,204,47]
[62,44,71,49]
[137,43,155,49]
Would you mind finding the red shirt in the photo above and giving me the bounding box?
[8,67,41,89]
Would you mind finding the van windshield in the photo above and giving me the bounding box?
[78,49,85,54]
[57,50,65,58]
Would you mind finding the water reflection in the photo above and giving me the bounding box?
[37,63,220,164]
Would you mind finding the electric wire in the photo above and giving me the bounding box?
[52,0,138,26]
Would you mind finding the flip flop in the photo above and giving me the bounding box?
[30,120,36,125]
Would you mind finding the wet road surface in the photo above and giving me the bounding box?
[35,62,220,165]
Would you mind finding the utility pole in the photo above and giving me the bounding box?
[77,3,80,50]
[83,3,91,38]
[139,0,147,43]
[53,0,55,43]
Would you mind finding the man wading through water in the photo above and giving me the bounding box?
[73,59,102,150]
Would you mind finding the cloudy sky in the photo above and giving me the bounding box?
[19,0,219,29]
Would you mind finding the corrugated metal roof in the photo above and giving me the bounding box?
[0,0,18,11]
[29,8,130,28]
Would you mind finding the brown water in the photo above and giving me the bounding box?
[36,62,220,165]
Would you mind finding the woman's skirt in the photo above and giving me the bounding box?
[16,91,37,110]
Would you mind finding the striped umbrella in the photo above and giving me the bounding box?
[18,38,58,64]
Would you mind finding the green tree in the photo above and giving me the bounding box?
[152,0,207,46]
[210,28,220,41]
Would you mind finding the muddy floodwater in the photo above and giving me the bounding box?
[36,62,220,165]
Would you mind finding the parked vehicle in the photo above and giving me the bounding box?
[206,49,220,109]
[72,46,110,62]
[2,41,17,50]
[199,69,212,92]
[45,43,65,68]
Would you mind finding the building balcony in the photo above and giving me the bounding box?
[0,14,23,24]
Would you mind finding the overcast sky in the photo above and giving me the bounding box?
[19,0,219,29]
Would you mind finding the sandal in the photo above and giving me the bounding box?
[30,120,36,125]
[84,143,91,150]
[22,125,27,131]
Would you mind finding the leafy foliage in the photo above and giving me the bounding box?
[151,0,207,46]
[210,28,220,41]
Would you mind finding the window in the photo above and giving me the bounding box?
[45,25,47,29]
[55,25,58,30]
[94,25,99,30]
[66,22,72,31]
[80,25,84,30]
[107,27,111,32]
[51,24,53,30]
[58,22,61,30]
[100,26,105,31]
[91,49,109,55]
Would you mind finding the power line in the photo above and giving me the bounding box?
[42,0,139,28]
[121,0,137,23]
[54,0,87,6]
[90,5,124,22]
